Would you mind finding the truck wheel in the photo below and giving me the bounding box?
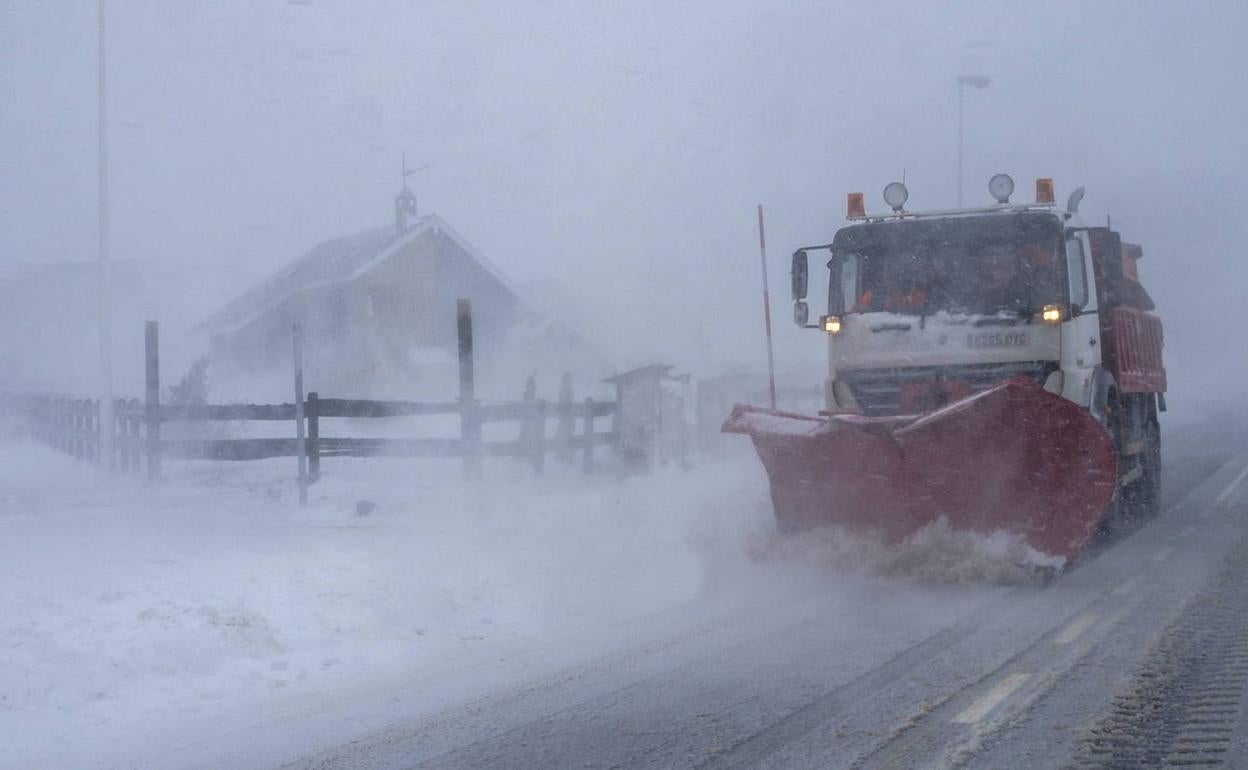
[1139,420,1162,518]
[1097,394,1128,535]
[1121,419,1161,520]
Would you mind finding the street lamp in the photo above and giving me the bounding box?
[956,74,991,208]
[98,0,114,468]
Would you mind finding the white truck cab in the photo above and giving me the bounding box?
[790,176,1103,417]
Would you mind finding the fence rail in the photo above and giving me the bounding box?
[2,303,712,499]
[2,307,620,495]
[5,389,618,477]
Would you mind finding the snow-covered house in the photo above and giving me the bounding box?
[195,189,611,399]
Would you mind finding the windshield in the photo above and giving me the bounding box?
[830,214,1065,316]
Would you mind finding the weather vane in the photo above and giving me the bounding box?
[400,153,430,189]
[395,152,429,231]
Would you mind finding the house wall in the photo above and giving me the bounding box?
[209,224,545,399]
[358,233,440,348]
[430,229,521,355]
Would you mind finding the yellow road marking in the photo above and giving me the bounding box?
[1054,612,1099,645]
[1215,460,1248,506]
[1111,575,1143,596]
[952,673,1031,724]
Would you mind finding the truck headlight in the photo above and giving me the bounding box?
[1041,304,1063,325]
[821,315,843,334]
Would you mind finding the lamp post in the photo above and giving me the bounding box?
[956,74,991,208]
[98,0,114,468]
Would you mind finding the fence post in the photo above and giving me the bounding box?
[128,397,141,473]
[531,398,547,475]
[145,320,162,480]
[91,399,100,464]
[63,399,72,455]
[306,391,320,483]
[113,398,125,472]
[555,373,574,463]
[85,400,94,461]
[457,299,482,478]
[293,323,308,505]
[80,400,89,460]
[582,397,595,475]
[112,398,125,472]
[72,401,83,459]
[519,375,536,469]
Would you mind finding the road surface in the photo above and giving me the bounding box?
[264,425,1248,769]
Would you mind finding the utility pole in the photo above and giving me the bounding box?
[956,74,991,208]
[97,0,114,468]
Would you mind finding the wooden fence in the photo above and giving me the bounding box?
[7,384,618,486]
[2,300,621,501]
[8,389,615,469]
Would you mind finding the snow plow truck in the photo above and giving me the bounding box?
[725,175,1166,566]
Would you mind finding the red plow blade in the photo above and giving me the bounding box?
[724,379,1118,564]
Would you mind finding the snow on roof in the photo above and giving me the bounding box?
[604,364,675,384]
[194,214,519,336]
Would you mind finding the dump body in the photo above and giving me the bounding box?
[1089,231,1167,394]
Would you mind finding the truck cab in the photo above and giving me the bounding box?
[793,177,1148,416]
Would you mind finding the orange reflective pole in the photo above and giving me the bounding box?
[757,204,777,410]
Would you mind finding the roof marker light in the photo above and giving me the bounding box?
[883,182,909,212]
[988,173,1015,204]
[1036,178,1055,204]
[847,192,866,218]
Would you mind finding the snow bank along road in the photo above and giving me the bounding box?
[274,425,1248,770]
[2,422,1246,769]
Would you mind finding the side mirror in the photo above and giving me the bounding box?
[793,301,809,327]
[791,250,808,300]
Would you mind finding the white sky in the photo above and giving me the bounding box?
[2,1,1245,404]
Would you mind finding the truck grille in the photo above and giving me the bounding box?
[839,361,1057,416]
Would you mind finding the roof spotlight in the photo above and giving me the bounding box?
[883,182,909,212]
[988,173,1015,204]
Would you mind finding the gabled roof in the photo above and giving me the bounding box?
[195,214,517,335]
[604,364,674,384]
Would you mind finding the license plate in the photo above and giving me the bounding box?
[966,332,1030,348]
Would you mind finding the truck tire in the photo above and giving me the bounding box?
[1138,420,1162,518]
[1097,392,1130,535]
[1120,415,1161,521]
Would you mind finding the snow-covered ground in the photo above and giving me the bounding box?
[0,435,1059,769]
[0,439,779,769]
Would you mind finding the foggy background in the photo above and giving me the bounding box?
[2,0,1244,415]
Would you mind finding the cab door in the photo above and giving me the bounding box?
[1060,230,1102,407]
